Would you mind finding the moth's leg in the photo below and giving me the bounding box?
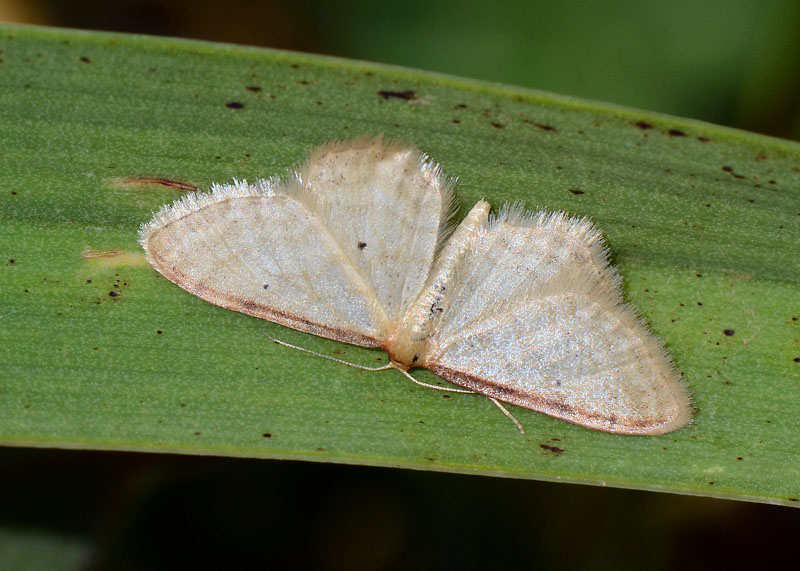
[394,367,475,393]
[271,337,394,371]
[488,398,525,434]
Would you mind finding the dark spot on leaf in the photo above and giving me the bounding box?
[736,456,743,460]
[539,444,565,455]
[722,166,745,179]
[377,90,416,101]
[568,189,585,195]
[491,122,504,129]
[635,121,652,129]
[358,242,367,250]
[246,85,262,92]
[668,129,686,137]
[157,330,163,334]
[194,431,201,436]
[697,301,703,306]
[534,122,556,131]
[118,176,199,191]
[226,101,244,109]
[723,329,735,336]
[454,103,467,109]
[697,136,710,142]
[108,291,119,297]
[80,56,90,63]
[793,357,800,363]
[8,259,14,264]
[262,432,272,438]
[452,119,461,124]
[442,394,450,399]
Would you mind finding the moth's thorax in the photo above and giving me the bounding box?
[382,316,430,369]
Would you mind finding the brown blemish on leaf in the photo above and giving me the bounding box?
[722,166,746,179]
[697,136,710,142]
[115,177,199,191]
[723,329,735,336]
[569,189,585,195]
[226,101,244,109]
[377,89,417,101]
[523,119,557,131]
[79,56,91,63]
[491,122,504,129]
[82,249,146,268]
[635,121,653,130]
[245,85,262,92]
[667,129,686,137]
[539,443,565,455]
[262,432,272,438]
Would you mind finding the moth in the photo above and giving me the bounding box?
[140,137,691,435]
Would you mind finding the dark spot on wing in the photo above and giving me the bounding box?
[358,242,367,250]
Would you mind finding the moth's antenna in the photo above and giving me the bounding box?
[271,337,393,371]
[272,336,525,434]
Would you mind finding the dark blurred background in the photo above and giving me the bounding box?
[2,1,800,569]
[3,0,800,140]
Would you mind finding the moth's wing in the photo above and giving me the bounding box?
[139,137,453,346]
[298,136,456,323]
[423,208,691,434]
[140,179,382,345]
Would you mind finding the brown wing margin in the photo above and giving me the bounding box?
[426,364,686,435]
[150,258,382,349]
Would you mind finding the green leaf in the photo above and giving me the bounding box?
[2,24,798,507]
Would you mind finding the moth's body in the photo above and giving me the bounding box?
[140,136,692,435]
